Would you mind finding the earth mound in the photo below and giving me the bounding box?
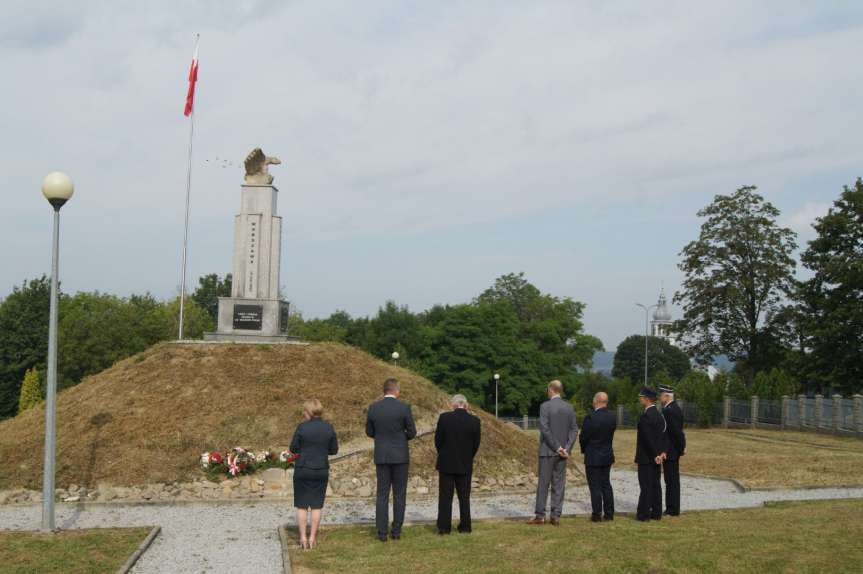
[0,342,547,490]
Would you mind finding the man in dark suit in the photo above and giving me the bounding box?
[659,384,686,516]
[434,394,481,535]
[579,391,616,522]
[527,380,579,526]
[635,387,667,522]
[366,378,417,541]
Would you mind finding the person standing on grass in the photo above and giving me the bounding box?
[290,398,339,550]
[527,380,579,526]
[366,378,417,542]
[635,387,667,522]
[434,394,481,535]
[579,391,616,522]
[659,384,686,516]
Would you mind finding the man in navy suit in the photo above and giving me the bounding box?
[579,391,616,522]
[434,394,481,534]
[659,384,686,516]
[366,378,417,541]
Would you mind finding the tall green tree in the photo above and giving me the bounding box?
[612,335,691,385]
[674,187,797,383]
[192,273,232,321]
[798,178,863,395]
[0,277,51,419]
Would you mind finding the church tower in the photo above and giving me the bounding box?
[650,288,676,346]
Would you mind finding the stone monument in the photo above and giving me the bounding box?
[204,148,293,342]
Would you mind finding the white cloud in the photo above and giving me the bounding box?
[2,1,862,348]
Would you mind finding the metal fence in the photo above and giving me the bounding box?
[499,416,540,431]
[503,395,861,437]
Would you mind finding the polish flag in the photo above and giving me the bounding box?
[183,35,200,117]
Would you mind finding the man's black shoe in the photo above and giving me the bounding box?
[457,529,471,534]
[603,515,614,521]
[664,511,679,516]
[437,529,451,535]
[636,517,650,522]
[590,515,602,523]
[378,534,388,542]
[391,533,401,540]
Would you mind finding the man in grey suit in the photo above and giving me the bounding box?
[527,380,579,526]
[366,378,417,541]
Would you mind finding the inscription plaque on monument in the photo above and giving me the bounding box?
[233,304,263,331]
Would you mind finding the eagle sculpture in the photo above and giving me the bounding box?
[243,148,281,185]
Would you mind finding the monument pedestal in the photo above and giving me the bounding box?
[204,297,296,343]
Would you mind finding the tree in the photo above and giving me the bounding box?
[675,370,723,427]
[192,273,232,322]
[612,335,691,385]
[674,187,797,384]
[18,367,42,414]
[0,276,51,419]
[798,178,863,395]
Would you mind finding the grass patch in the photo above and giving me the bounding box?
[289,500,863,574]
[0,527,151,574]
[612,428,863,488]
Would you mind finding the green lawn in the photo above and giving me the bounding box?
[0,528,151,574]
[289,500,863,574]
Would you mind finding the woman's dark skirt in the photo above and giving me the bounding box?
[293,466,329,509]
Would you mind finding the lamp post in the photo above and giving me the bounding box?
[635,303,657,389]
[494,373,500,419]
[41,172,74,532]
[391,351,399,366]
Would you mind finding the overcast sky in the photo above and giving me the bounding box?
[2,1,862,350]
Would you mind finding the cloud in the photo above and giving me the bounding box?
[2,1,863,350]
[783,202,831,238]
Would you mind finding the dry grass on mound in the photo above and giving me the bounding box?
[0,342,537,489]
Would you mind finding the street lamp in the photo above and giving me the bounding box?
[41,172,74,532]
[391,351,399,366]
[494,373,500,419]
[635,303,658,389]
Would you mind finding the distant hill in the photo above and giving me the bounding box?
[590,350,733,378]
[590,351,616,376]
[0,342,538,489]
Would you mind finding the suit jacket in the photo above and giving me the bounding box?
[434,409,481,475]
[634,404,667,465]
[579,407,616,467]
[538,397,579,457]
[662,401,686,460]
[365,396,417,465]
[290,418,339,470]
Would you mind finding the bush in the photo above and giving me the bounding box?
[676,370,723,427]
[17,367,42,414]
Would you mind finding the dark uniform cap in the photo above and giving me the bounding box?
[658,385,675,394]
[639,387,657,400]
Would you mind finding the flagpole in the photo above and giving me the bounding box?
[178,107,194,340]
[178,33,199,340]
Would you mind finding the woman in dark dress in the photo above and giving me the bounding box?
[290,399,338,549]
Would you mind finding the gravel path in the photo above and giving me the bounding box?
[2,470,862,574]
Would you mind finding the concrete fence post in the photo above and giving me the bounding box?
[617,405,624,427]
[854,395,863,436]
[798,394,807,428]
[781,395,789,430]
[723,397,731,429]
[832,395,843,435]
[815,394,824,430]
[750,396,759,429]
[522,414,528,431]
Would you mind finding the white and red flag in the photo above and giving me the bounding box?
[183,35,199,117]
